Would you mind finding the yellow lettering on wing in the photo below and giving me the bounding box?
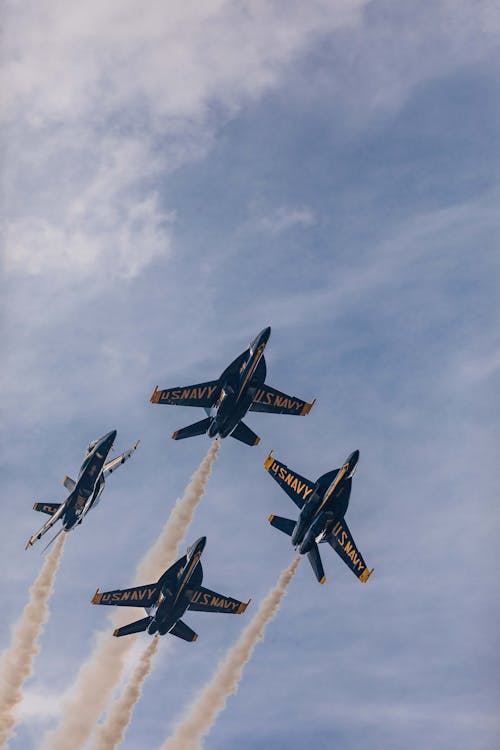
[211,596,221,607]
[131,591,138,601]
[121,591,131,601]
[112,592,122,602]
[202,593,211,605]
[303,487,313,500]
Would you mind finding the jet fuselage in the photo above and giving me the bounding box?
[147,536,206,636]
[207,327,270,439]
[293,450,359,554]
[61,430,116,531]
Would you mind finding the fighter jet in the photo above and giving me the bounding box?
[151,326,315,446]
[264,449,373,584]
[92,536,250,640]
[26,431,139,550]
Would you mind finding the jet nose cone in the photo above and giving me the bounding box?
[187,536,207,558]
[99,430,117,450]
[348,450,360,467]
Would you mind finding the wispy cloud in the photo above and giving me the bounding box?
[251,206,316,235]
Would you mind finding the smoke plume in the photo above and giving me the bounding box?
[41,440,219,750]
[161,555,301,750]
[0,534,66,748]
[90,637,160,750]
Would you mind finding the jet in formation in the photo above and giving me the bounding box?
[26,431,139,550]
[265,449,373,584]
[151,326,315,446]
[92,536,250,640]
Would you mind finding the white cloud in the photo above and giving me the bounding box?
[252,206,316,235]
[1,0,365,282]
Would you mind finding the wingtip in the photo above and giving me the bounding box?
[319,575,326,584]
[25,539,33,551]
[193,633,198,642]
[150,386,160,404]
[237,598,252,614]
[301,398,316,416]
[360,567,374,583]
[112,629,120,637]
[268,514,275,523]
[172,431,179,440]
[264,450,274,470]
[91,589,102,604]
[133,439,141,450]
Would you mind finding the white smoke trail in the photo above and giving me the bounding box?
[0,534,66,748]
[41,440,220,750]
[161,555,301,750]
[90,637,160,750]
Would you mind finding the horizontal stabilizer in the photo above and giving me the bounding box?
[62,476,76,491]
[172,417,212,441]
[169,619,198,642]
[230,421,260,446]
[33,502,62,516]
[113,616,152,638]
[307,542,326,584]
[268,514,296,537]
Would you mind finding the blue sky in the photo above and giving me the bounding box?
[1,1,499,748]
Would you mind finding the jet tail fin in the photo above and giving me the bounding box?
[113,616,152,638]
[172,418,212,441]
[230,421,260,446]
[307,542,326,584]
[268,514,296,537]
[169,619,198,642]
[62,476,76,491]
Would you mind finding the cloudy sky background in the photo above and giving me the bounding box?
[1,1,499,748]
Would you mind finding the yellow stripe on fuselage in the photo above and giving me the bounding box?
[316,464,349,515]
[237,344,265,400]
[174,552,202,606]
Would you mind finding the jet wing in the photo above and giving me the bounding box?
[151,381,221,407]
[250,384,315,416]
[25,503,66,549]
[323,519,373,583]
[188,586,250,615]
[264,451,316,508]
[103,440,140,476]
[92,584,159,607]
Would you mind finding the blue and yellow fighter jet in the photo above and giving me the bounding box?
[265,449,374,584]
[151,326,315,446]
[25,431,139,550]
[92,536,250,640]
